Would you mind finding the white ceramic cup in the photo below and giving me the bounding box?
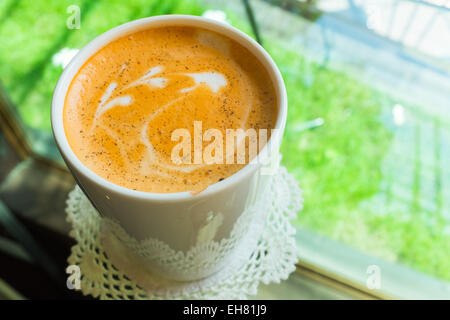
[52,15,287,281]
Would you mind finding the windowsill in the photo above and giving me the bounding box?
[2,154,449,299]
[0,155,357,300]
[295,226,450,299]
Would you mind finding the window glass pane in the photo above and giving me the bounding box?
[252,0,450,281]
[1,0,449,288]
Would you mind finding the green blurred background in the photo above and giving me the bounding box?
[0,0,449,281]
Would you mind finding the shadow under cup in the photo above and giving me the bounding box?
[51,15,287,281]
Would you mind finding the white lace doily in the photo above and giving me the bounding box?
[66,166,303,299]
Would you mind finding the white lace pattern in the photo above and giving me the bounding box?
[66,166,303,299]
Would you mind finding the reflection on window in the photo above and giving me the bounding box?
[258,0,450,281]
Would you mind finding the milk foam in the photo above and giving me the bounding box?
[64,26,276,193]
[90,66,230,176]
[179,72,227,93]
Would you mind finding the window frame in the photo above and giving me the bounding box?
[1,0,450,300]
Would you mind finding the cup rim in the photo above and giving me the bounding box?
[51,14,287,202]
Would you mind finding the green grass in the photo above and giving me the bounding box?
[267,42,450,280]
[0,0,449,281]
[0,0,205,130]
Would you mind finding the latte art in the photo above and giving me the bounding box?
[64,26,277,193]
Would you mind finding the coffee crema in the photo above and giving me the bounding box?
[64,26,277,193]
